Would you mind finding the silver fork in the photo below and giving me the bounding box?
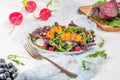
[23,43,77,78]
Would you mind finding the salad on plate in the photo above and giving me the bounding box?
[28,21,96,54]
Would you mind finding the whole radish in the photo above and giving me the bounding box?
[9,12,23,33]
[35,8,52,20]
[22,0,37,13]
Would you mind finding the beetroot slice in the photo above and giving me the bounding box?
[99,0,118,20]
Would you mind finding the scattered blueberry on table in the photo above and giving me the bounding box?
[0,58,18,80]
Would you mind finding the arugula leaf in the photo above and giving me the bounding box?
[49,36,72,52]
[7,54,27,65]
[102,17,120,27]
[98,36,105,48]
[64,26,82,33]
[11,59,25,65]
[46,0,53,7]
[87,50,107,59]
[80,31,87,44]
[82,60,92,71]
[93,0,107,7]
[22,0,28,7]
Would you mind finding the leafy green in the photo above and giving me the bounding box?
[82,60,92,71]
[49,35,72,52]
[93,0,107,7]
[87,50,107,59]
[64,27,82,33]
[93,11,120,27]
[27,34,37,42]
[46,0,53,7]
[101,17,120,27]
[22,0,28,7]
[87,30,93,39]
[98,36,105,48]
[10,59,25,65]
[7,54,28,65]
[80,31,87,44]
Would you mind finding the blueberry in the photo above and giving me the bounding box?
[4,68,8,72]
[12,73,18,79]
[0,58,5,63]
[0,74,4,79]
[9,68,17,74]
[0,74,6,80]
[0,68,5,73]
[72,42,78,47]
[39,29,43,33]
[6,77,12,80]
[45,40,49,44]
[12,67,18,72]
[63,42,68,46]
[0,63,7,68]
[4,72,10,78]
[86,39,92,43]
[7,63,14,68]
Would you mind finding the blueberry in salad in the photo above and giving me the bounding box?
[28,21,96,52]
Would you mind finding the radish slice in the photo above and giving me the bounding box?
[35,38,44,46]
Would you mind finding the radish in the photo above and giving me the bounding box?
[9,12,23,33]
[35,8,52,21]
[22,0,37,13]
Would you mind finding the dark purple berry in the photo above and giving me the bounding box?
[4,72,10,78]
[55,22,59,26]
[72,42,79,48]
[6,77,12,80]
[12,73,18,79]
[0,68,5,73]
[0,58,5,63]
[86,39,92,43]
[0,63,6,68]
[0,74,4,79]
[63,42,68,46]
[45,40,49,44]
[7,63,14,68]
[0,74,6,80]
[4,68,8,72]
[9,68,17,74]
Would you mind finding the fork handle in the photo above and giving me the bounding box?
[42,56,77,78]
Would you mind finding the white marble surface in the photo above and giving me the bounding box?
[0,0,120,80]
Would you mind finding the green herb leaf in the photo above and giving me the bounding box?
[98,36,105,48]
[11,59,25,65]
[46,0,53,7]
[22,0,28,7]
[87,50,107,59]
[7,54,27,65]
[93,0,107,7]
[28,34,37,42]
[80,31,87,44]
[64,27,82,33]
[82,60,92,71]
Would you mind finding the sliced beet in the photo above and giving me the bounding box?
[99,0,118,20]
[91,0,119,21]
